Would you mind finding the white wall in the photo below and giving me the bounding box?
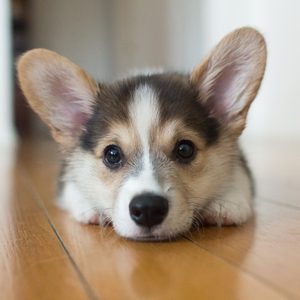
[29,0,300,142]
[109,0,205,76]
[30,0,112,81]
[0,0,16,148]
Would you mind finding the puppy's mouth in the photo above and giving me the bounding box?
[125,228,181,242]
[127,234,178,242]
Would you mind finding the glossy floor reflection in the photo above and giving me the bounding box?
[0,139,299,299]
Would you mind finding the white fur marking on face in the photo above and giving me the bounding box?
[113,85,164,237]
[128,85,162,195]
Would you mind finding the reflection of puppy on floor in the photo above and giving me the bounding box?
[17,27,267,241]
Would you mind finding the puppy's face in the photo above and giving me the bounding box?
[77,77,224,239]
[17,28,266,240]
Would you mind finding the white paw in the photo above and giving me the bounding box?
[202,163,254,226]
[58,182,110,226]
[72,209,111,226]
[202,197,253,226]
[73,208,101,225]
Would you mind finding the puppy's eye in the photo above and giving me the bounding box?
[103,145,123,169]
[174,140,195,163]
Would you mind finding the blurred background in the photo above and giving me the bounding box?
[1,0,300,147]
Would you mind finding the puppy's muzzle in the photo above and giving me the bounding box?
[129,193,169,228]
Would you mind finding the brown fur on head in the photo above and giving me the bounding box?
[17,28,266,240]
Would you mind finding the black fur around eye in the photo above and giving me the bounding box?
[103,145,123,169]
[174,140,195,163]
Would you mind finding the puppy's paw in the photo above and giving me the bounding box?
[202,161,254,226]
[73,209,101,225]
[73,209,111,226]
[202,196,253,226]
[58,182,111,226]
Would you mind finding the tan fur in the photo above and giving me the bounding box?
[153,120,206,154]
[17,49,99,149]
[155,125,237,209]
[92,118,218,203]
[94,122,139,158]
[94,121,141,192]
[190,27,267,135]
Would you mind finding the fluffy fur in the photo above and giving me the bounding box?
[17,27,267,241]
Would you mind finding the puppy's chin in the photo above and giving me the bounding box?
[113,220,193,242]
[126,235,179,243]
[120,231,183,242]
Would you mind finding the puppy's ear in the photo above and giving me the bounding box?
[191,27,267,135]
[17,49,99,149]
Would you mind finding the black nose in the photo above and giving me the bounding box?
[129,193,169,228]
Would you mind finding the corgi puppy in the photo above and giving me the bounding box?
[17,27,266,241]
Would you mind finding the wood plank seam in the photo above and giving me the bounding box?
[20,167,100,300]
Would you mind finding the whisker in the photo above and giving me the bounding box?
[78,206,113,217]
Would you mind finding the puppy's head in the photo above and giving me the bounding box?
[17,27,266,240]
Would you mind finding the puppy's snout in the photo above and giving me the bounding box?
[129,193,168,227]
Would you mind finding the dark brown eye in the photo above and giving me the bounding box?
[174,140,195,163]
[103,145,123,169]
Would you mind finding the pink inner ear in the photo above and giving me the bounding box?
[62,103,90,133]
[49,75,92,135]
[207,65,238,121]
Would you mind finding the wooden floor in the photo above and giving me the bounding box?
[0,138,299,300]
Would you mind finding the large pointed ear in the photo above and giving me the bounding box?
[191,27,267,135]
[17,49,99,149]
